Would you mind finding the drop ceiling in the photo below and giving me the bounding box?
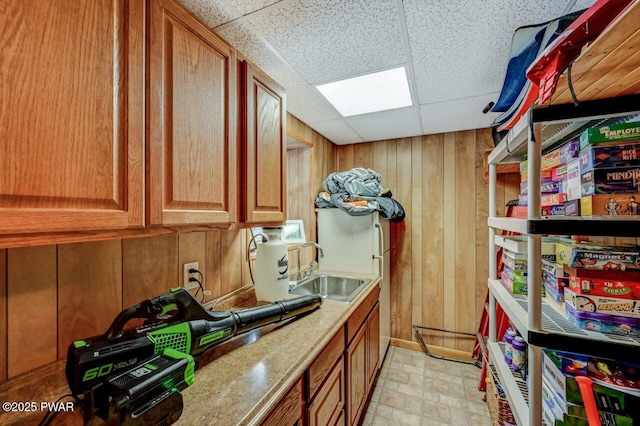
[178,0,596,144]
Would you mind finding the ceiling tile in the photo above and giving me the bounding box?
[247,0,406,84]
[230,0,283,15]
[345,106,422,142]
[419,93,501,135]
[307,119,364,145]
[178,0,242,29]
[404,0,597,104]
[216,22,341,124]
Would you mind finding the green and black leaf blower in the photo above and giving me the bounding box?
[66,287,322,424]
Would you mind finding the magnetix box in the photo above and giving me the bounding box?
[581,166,640,196]
[580,142,640,172]
[565,287,640,319]
[579,121,640,150]
[568,245,640,271]
[580,193,640,216]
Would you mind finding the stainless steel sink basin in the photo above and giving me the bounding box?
[289,274,371,303]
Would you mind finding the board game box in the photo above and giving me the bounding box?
[560,139,580,164]
[543,148,562,170]
[565,287,640,318]
[581,166,640,196]
[552,164,568,181]
[566,159,581,201]
[579,121,640,149]
[580,193,640,216]
[580,142,640,172]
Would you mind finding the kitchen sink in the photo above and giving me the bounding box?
[289,274,371,303]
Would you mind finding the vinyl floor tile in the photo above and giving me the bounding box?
[365,347,490,425]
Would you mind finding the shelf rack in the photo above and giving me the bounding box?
[487,93,640,426]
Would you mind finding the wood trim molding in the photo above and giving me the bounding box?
[390,338,474,363]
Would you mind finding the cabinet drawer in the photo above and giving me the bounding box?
[260,378,303,426]
[308,327,345,399]
[346,285,379,343]
[308,356,345,426]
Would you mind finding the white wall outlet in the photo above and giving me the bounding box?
[183,262,200,290]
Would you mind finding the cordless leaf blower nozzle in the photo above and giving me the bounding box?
[66,287,322,424]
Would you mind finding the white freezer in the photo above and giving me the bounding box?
[317,208,391,363]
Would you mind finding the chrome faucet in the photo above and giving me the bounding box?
[296,242,324,280]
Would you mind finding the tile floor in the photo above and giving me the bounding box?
[362,346,492,426]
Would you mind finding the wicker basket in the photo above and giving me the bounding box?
[486,376,517,426]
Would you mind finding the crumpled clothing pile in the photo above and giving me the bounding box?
[315,168,405,222]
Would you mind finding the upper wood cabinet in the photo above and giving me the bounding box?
[239,59,287,225]
[148,0,237,226]
[0,0,145,234]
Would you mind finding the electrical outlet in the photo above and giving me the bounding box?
[183,262,199,290]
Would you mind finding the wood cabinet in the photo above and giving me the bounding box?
[148,0,237,226]
[346,298,380,426]
[260,378,304,426]
[0,0,144,234]
[239,59,287,225]
[308,357,345,426]
[346,322,367,426]
[367,304,380,391]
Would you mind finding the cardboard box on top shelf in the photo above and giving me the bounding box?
[543,148,562,170]
[580,193,640,216]
[580,142,640,172]
[552,164,568,181]
[560,139,580,164]
[579,121,640,150]
[566,159,581,201]
[564,199,581,216]
[541,193,568,207]
[581,166,640,196]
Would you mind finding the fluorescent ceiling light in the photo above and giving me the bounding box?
[316,67,413,117]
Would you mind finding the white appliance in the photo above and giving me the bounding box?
[317,208,391,362]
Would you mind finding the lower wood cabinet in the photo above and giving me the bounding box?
[262,288,380,426]
[260,378,304,426]
[347,302,380,426]
[308,357,345,426]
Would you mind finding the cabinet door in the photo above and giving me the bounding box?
[239,60,287,224]
[261,378,304,426]
[308,357,345,426]
[367,303,380,392]
[346,324,367,426]
[0,0,144,234]
[148,0,236,226]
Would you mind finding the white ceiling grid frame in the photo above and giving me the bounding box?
[245,0,407,85]
[176,0,243,29]
[419,92,503,135]
[403,0,576,104]
[309,118,367,145]
[346,106,423,142]
[215,20,343,125]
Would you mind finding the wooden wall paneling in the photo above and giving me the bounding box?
[287,149,302,220]
[240,231,251,286]
[454,131,477,352]
[337,145,354,171]
[395,138,413,341]
[422,134,445,347]
[410,137,423,343]
[475,129,494,337]
[312,132,325,194]
[7,246,57,377]
[222,230,244,294]
[179,233,206,301]
[57,240,123,358]
[0,250,5,380]
[353,143,374,169]
[205,230,223,301]
[386,140,398,338]
[442,133,456,348]
[373,141,388,186]
[123,235,179,307]
[495,174,506,217]
[504,174,521,206]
